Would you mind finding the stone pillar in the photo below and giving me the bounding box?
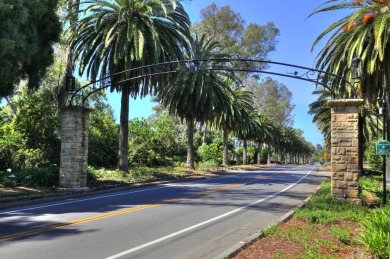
[327,99,364,201]
[60,107,92,189]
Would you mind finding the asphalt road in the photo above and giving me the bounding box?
[0,164,328,259]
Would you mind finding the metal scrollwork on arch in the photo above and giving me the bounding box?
[65,58,357,107]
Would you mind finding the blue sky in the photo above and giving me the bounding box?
[108,1,349,146]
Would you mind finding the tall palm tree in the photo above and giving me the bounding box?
[235,112,261,165]
[69,0,191,171]
[212,79,254,166]
[311,0,390,111]
[157,35,235,169]
[310,0,390,171]
[255,115,276,165]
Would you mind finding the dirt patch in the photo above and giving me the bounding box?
[232,217,370,259]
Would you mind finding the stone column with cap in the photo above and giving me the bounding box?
[327,99,364,202]
[60,107,92,189]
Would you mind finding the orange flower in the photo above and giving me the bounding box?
[348,22,357,30]
[354,0,363,4]
[363,13,375,23]
[343,22,356,32]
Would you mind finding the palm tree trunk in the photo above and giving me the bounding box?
[257,142,262,165]
[243,139,248,165]
[274,144,278,162]
[118,86,130,171]
[267,145,271,165]
[186,119,195,169]
[223,127,229,166]
[56,0,80,117]
[202,122,207,144]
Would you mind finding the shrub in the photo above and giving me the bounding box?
[0,167,59,187]
[365,139,383,171]
[3,179,16,187]
[360,206,390,258]
[359,176,382,198]
[19,167,59,187]
[197,143,222,164]
[197,160,220,170]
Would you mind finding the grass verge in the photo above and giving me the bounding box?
[233,173,390,259]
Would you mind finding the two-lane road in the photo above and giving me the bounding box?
[0,165,328,259]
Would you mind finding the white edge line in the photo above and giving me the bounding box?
[0,186,169,215]
[0,176,235,215]
[105,166,315,259]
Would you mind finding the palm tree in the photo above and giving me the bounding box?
[235,112,262,165]
[255,115,276,165]
[311,0,390,113]
[308,88,338,149]
[69,0,191,171]
[309,87,380,149]
[212,79,254,166]
[157,35,235,169]
[311,0,390,171]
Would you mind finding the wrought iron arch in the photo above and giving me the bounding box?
[65,58,358,107]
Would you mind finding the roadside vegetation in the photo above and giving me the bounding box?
[232,169,390,259]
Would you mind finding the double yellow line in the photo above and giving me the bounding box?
[0,178,263,242]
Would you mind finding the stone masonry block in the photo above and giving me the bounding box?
[332,155,343,161]
[337,180,347,189]
[332,164,347,172]
[331,188,344,196]
[344,172,354,181]
[345,189,359,198]
[336,147,346,155]
[348,181,359,188]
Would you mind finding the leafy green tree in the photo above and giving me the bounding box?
[14,89,61,166]
[69,0,191,171]
[193,3,279,63]
[0,86,61,169]
[0,0,61,97]
[0,121,25,170]
[151,111,184,165]
[128,118,156,166]
[197,143,222,164]
[248,77,295,127]
[88,93,119,168]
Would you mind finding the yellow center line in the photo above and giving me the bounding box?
[0,177,262,242]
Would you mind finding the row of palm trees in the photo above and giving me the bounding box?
[66,0,313,170]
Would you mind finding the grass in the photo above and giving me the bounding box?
[87,165,215,187]
[294,181,369,224]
